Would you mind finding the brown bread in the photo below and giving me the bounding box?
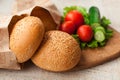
[32,31,81,72]
[10,16,45,63]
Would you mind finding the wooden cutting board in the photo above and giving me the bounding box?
[72,28,120,70]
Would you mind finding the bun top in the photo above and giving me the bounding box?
[32,30,81,72]
[10,16,45,63]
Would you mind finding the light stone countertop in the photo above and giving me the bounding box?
[0,0,120,80]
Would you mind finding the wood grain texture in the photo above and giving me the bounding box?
[73,29,120,70]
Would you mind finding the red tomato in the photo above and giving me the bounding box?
[60,21,76,34]
[65,10,84,29]
[77,25,93,42]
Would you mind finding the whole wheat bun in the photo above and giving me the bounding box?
[10,16,45,63]
[31,31,81,72]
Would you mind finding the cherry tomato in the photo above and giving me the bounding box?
[65,10,84,29]
[77,25,93,42]
[60,21,76,34]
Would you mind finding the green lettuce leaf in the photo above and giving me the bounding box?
[72,34,80,44]
[99,41,106,47]
[80,42,87,49]
[101,16,111,27]
[105,29,113,39]
[87,40,98,48]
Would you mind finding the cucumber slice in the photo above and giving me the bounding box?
[91,23,101,29]
[95,26,106,33]
[94,30,105,42]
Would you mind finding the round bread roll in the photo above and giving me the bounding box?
[31,31,81,72]
[10,16,45,63]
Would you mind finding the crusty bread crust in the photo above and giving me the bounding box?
[32,31,81,72]
[10,16,45,63]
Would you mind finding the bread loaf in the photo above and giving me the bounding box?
[31,31,81,72]
[10,16,45,63]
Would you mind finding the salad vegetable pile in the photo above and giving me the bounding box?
[59,6,113,49]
